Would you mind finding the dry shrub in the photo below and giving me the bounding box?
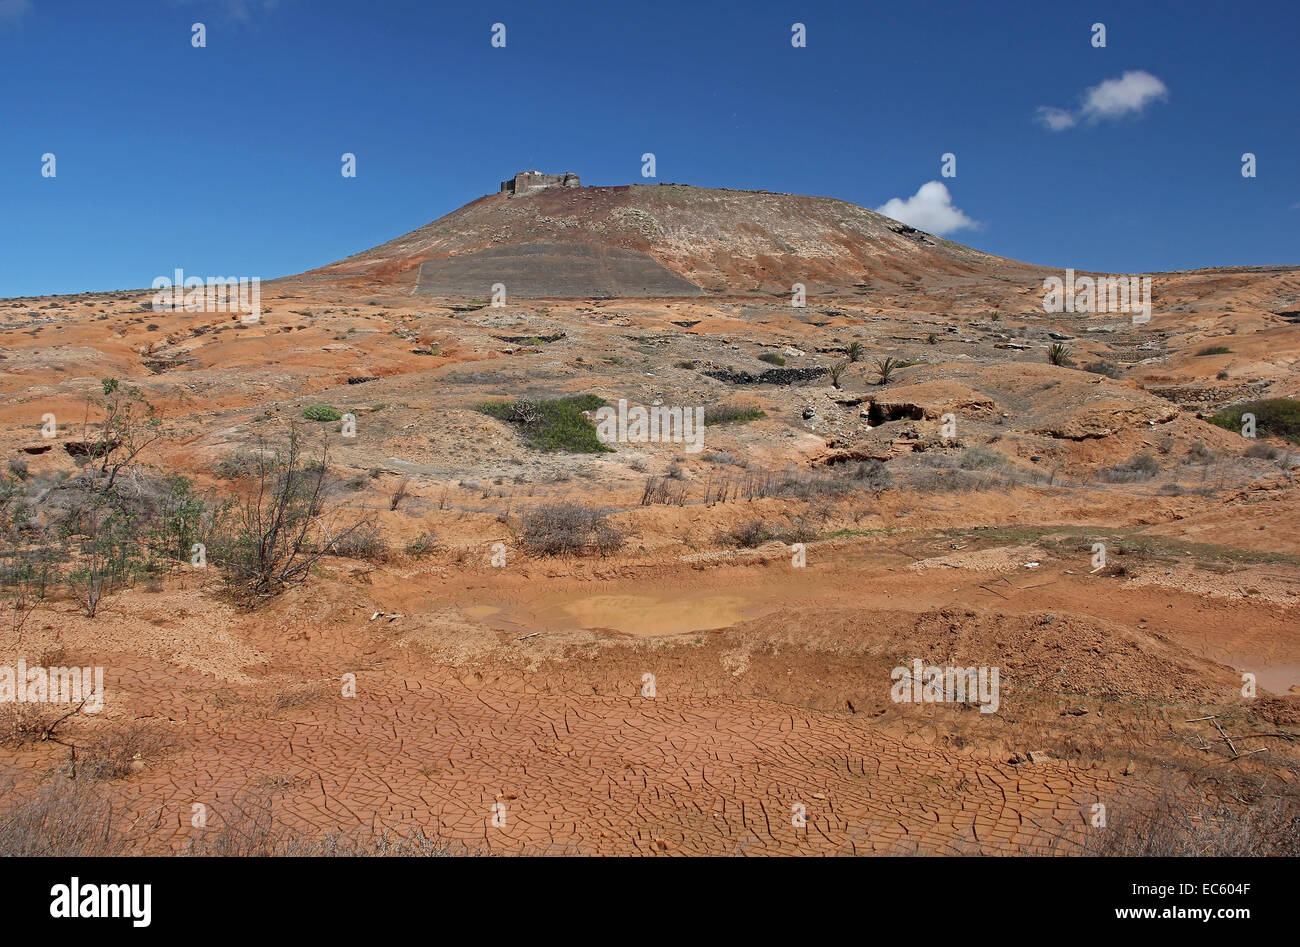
[404,530,440,557]
[521,503,624,557]
[1080,792,1300,856]
[723,517,817,549]
[329,517,389,562]
[0,704,65,747]
[184,795,469,857]
[76,722,174,781]
[215,427,370,602]
[1099,452,1161,483]
[724,520,776,549]
[640,476,687,506]
[0,773,127,856]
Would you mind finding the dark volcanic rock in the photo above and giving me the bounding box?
[415,242,702,299]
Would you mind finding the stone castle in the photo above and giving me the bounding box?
[499,170,581,196]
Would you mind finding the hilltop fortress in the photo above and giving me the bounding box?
[499,170,581,196]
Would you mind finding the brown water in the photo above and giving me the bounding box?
[465,591,773,637]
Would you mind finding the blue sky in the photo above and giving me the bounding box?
[1,0,1296,297]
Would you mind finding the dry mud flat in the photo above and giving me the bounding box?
[0,538,1294,856]
[1,252,1299,855]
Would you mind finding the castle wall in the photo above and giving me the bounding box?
[501,171,581,195]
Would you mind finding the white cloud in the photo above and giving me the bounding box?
[1081,71,1169,121]
[1035,106,1077,131]
[0,0,33,23]
[1037,70,1169,131]
[875,181,978,235]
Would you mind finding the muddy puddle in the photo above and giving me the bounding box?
[464,591,776,637]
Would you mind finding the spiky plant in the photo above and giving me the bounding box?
[1047,342,1074,367]
[874,356,900,385]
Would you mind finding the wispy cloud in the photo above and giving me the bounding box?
[1037,70,1169,131]
[1035,106,1078,132]
[876,181,979,235]
[0,0,33,24]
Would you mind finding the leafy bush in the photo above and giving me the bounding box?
[1209,399,1300,444]
[477,395,611,453]
[302,405,342,422]
[704,404,766,425]
[64,495,147,618]
[1195,345,1233,356]
[758,351,786,366]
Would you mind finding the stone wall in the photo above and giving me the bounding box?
[500,170,581,195]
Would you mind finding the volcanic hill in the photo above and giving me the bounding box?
[311,174,1046,297]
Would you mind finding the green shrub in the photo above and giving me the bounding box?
[1209,399,1300,444]
[758,351,786,366]
[477,395,611,453]
[302,405,342,422]
[1195,345,1233,357]
[703,404,766,425]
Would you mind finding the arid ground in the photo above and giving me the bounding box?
[1,183,1298,855]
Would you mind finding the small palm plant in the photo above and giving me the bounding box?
[874,356,900,385]
[828,359,850,389]
[1047,342,1074,367]
[845,341,864,363]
